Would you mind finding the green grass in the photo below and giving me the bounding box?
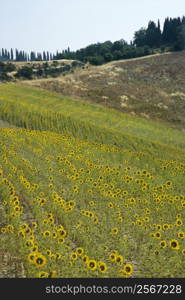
[0,84,185,152]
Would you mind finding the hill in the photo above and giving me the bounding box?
[0,84,185,278]
[23,51,185,131]
[0,59,86,81]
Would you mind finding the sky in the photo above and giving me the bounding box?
[0,0,185,53]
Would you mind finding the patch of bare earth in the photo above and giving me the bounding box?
[0,252,26,278]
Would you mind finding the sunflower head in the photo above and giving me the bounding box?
[98,261,108,273]
[87,259,97,271]
[76,247,84,256]
[34,253,47,267]
[37,271,49,278]
[124,263,133,275]
[169,239,180,250]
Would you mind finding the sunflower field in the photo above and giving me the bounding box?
[0,84,185,278]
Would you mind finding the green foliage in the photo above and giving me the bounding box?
[15,66,33,79]
[174,25,185,50]
[0,62,15,81]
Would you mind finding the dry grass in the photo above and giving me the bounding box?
[22,51,185,131]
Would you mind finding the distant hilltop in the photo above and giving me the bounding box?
[0,16,185,66]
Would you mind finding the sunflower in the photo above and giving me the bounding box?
[98,261,108,273]
[1,227,7,234]
[169,239,180,250]
[48,270,57,278]
[136,219,143,226]
[42,230,51,238]
[156,224,162,230]
[154,250,160,255]
[27,252,37,264]
[18,229,25,238]
[87,259,97,271]
[76,247,84,256]
[162,224,170,230]
[46,249,52,257]
[25,240,34,248]
[52,232,57,239]
[111,228,119,235]
[123,264,133,275]
[48,217,54,224]
[108,202,114,208]
[94,217,99,224]
[56,253,62,260]
[119,270,129,278]
[7,225,14,233]
[42,219,48,225]
[82,255,89,264]
[68,200,76,207]
[34,253,47,267]
[57,229,67,238]
[32,245,38,252]
[88,212,95,218]
[155,232,162,239]
[182,249,185,255]
[115,255,124,265]
[166,181,172,187]
[109,252,117,262]
[176,219,183,226]
[37,272,49,278]
[160,240,167,248]
[58,238,65,244]
[118,216,123,222]
[70,252,78,261]
[31,222,38,229]
[177,231,185,239]
[39,199,46,206]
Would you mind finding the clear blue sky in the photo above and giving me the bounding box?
[1,0,185,53]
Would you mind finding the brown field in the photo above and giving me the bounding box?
[22,51,185,131]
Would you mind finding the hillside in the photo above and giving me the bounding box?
[0,84,185,278]
[0,59,86,81]
[23,51,185,131]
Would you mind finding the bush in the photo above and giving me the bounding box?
[15,66,33,79]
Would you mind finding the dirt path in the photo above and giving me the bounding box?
[0,251,26,278]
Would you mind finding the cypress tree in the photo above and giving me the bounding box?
[11,48,14,60]
[146,21,159,47]
[157,20,162,46]
[162,17,171,44]
[43,51,47,61]
[30,51,36,61]
[2,48,5,58]
[46,51,50,61]
[15,49,19,61]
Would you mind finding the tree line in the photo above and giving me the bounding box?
[0,49,59,62]
[0,16,185,65]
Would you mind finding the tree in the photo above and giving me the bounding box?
[174,25,185,50]
[37,53,42,61]
[133,28,147,47]
[146,21,161,47]
[11,48,14,60]
[43,51,47,61]
[112,39,127,52]
[16,66,33,79]
[87,56,104,65]
[30,51,36,61]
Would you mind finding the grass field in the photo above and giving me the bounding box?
[0,83,185,278]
